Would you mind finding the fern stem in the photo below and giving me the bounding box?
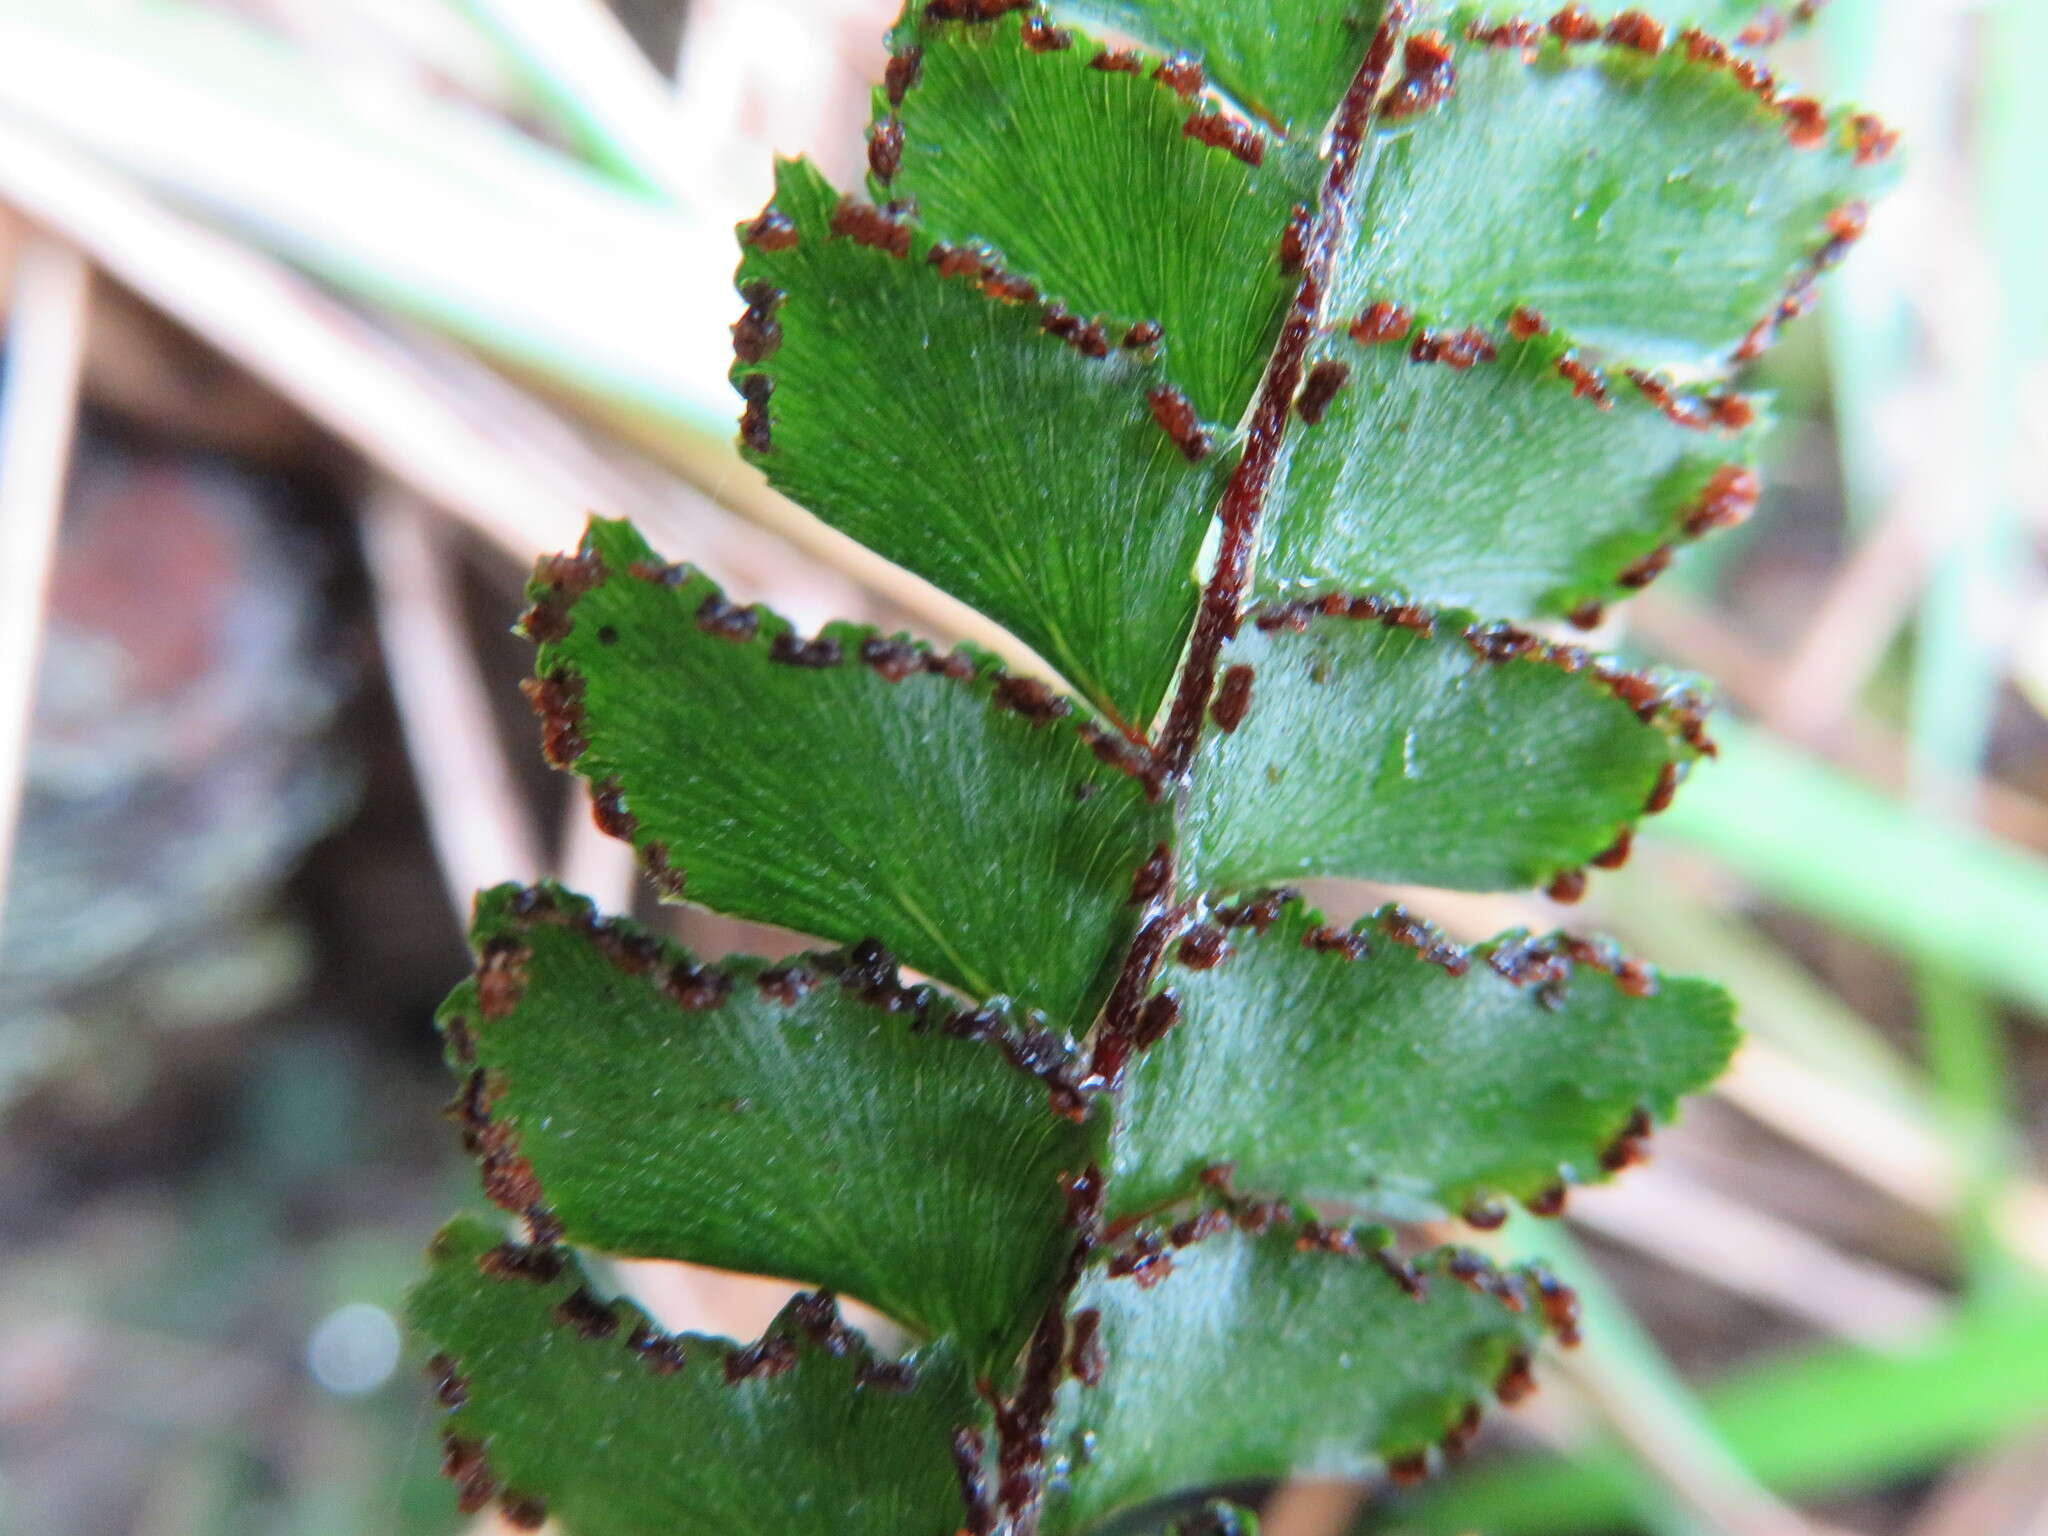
[1151,3,1407,784]
[1092,8,1408,1094]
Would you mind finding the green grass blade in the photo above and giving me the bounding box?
[1391,1296,2048,1534]
[0,0,735,436]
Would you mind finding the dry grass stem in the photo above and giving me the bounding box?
[1556,1340,1871,1536]
[1571,1165,1946,1347]
[1258,1478,1368,1536]
[362,490,544,920]
[0,233,90,936]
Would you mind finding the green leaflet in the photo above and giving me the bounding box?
[1047,2,1789,138]
[1041,1223,1555,1533]
[734,156,1223,725]
[442,884,1098,1366]
[882,12,1307,423]
[1048,1,1393,135]
[1337,30,1891,371]
[1259,323,1759,620]
[1109,896,1738,1220]
[526,517,1168,1030]
[1183,602,1705,894]
[410,1216,976,1536]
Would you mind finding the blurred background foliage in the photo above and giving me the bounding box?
[0,2,2043,1534]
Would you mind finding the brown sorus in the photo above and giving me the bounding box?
[1533,1269,1584,1345]
[1462,1198,1509,1231]
[1349,301,1414,344]
[1302,923,1370,960]
[663,960,732,1011]
[868,117,904,179]
[756,964,816,1005]
[1176,924,1232,969]
[441,1434,499,1514]
[1709,392,1756,430]
[1828,200,1871,242]
[1380,32,1455,120]
[1278,204,1312,274]
[828,200,912,258]
[1042,308,1110,357]
[1545,869,1588,904]
[1590,828,1634,869]
[856,1358,918,1391]
[1130,987,1181,1052]
[1210,663,1255,732]
[427,1353,469,1409]
[859,635,922,681]
[1146,385,1212,462]
[929,243,983,280]
[1214,888,1296,933]
[591,783,637,842]
[520,595,575,644]
[924,648,978,682]
[884,48,922,103]
[1296,359,1352,423]
[1107,1235,1175,1287]
[1781,96,1828,149]
[1556,352,1611,406]
[723,1332,798,1383]
[768,632,843,668]
[1495,1351,1538,1404]
[551,1287,621,1341]
[740,398,772,453]
[1387,1451,1432,1487]
[534,550,605,596]
[1469,18,1543,49]
[501,1496,549,1531]
[1153,54,1205,97]
[1374,1247,1428,1300]
[1129,843,1173,905]
[1616,544,1674,589]
[1183,109,1264,167]
[1680,27,1729,65]
[1601,1107,1656,1169]
[1605,10,1666,51]
[695,592,759,641]
[1410,326,1497,369]
[1852,112,1899,164]
[1684,464,1761,536]
[741,207,799,251]
[476,937,530,1020]
[731,303,781,364]
[1381,907,1470,974]
[1019,17,1070,51]
[1613,957,1658,998]
[991,674,1072,724]
[1548,4,1602,42]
